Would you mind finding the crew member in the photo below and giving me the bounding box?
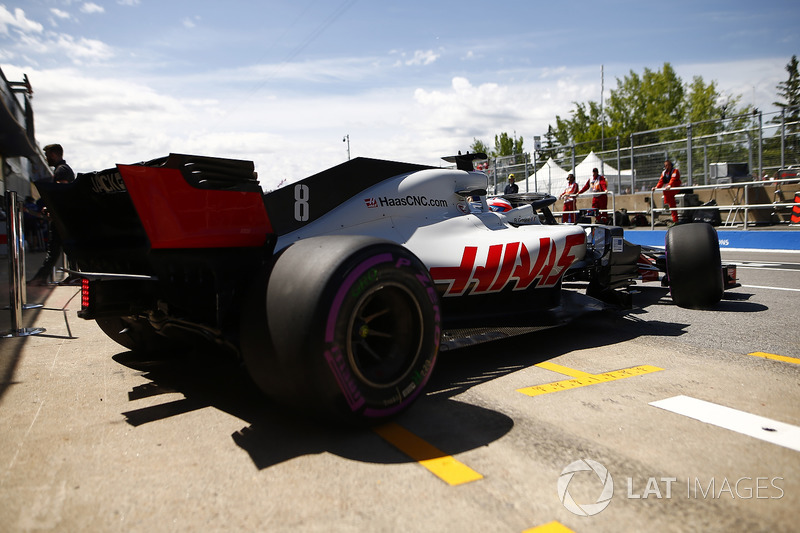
[578,168,608,224]
[653,159,682,223]
[504,174,519,195]
[29,144,75,286]
[559,173,578,223]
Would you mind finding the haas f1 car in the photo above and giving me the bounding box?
[36,152,735,424]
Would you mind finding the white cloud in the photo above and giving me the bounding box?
[672,58,786,116]
[12,32,114,64]
[57,35,113,60]
[8,55,790,193]
[0,6,44,34]
[81,3,106,15]
[50,9,72,21]
[405,49,439,66]
[213,55,389,87]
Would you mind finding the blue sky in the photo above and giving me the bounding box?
[1,0,798,189]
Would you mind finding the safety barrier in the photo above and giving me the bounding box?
[2,191,45,338]
[646,177,800,230]
[548,178,800,230]
[552,191,616,224]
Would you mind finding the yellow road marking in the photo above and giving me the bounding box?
[373,422,483,486]
[518,365,664,397]
[522,521,575,533]
[535,361,596,379]
[749,352,800,365]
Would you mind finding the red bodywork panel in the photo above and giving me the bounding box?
[119,164,272,249]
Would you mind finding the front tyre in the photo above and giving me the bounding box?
[252,236,440,424]
[666,223,723,309]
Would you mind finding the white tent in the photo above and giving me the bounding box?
[570,151,633,192]
[519,158,570,195]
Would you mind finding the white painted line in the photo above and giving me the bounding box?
[741,285,800,292]
[737,267,800,272]
[721,248,800,254]
[649,395,800,452]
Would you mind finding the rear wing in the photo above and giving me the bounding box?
[36,154,272,272]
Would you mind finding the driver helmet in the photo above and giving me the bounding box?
[487,197,513,212]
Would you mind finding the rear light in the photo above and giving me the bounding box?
[81,278,90,309]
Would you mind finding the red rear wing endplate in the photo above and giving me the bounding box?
[119,164,272,249]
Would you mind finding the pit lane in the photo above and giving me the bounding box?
[0,250,797,532]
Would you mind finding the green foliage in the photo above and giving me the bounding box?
[771,55,800,165]
[606,63,685,140]
[553,100,606,151]
[471,132,525,160]
[686,76,724,136]
[542,125,558,152]
[773,55,800,117]
[494,132,524,158]
[469,138,491,156]
[549,62,749,147]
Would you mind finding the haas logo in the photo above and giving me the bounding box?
[364,198,378,208]
[430,234,584,296]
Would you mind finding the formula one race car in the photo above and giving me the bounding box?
[36,152,734,424]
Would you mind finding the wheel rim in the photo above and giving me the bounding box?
[346,282,424,388]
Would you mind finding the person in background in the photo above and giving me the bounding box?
[579,167,609,224]
[504,174,519,195]
[23,196,45,252]
[29,144,75,286]
[652,159,682,224]
[559,173,578,223]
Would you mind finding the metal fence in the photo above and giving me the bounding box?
[487,108,800,197]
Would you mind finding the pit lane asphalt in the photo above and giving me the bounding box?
[0,250,797,532]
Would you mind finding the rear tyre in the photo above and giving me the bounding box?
[240,236,440,425]
[665,223,723,309]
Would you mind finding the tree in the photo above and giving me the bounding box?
[552,100,606,149]
[771,55,800,165]
[494,132,524,159]
[549,63,747,148]
[605,63,685,142]
[542,125,558,152]
[469,138,491,156]
[685,76,731,137]
[773,55,800,117]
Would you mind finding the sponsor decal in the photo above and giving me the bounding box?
[510,213,533,224]
[90,172,127,194]
[367,195,449,208]
[430,233,584,296]
[324,345,365,411]
[350,268,378,300]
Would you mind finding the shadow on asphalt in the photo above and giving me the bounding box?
[626,285,768,313]
[113,348,515,471]
[109,285,766,471]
